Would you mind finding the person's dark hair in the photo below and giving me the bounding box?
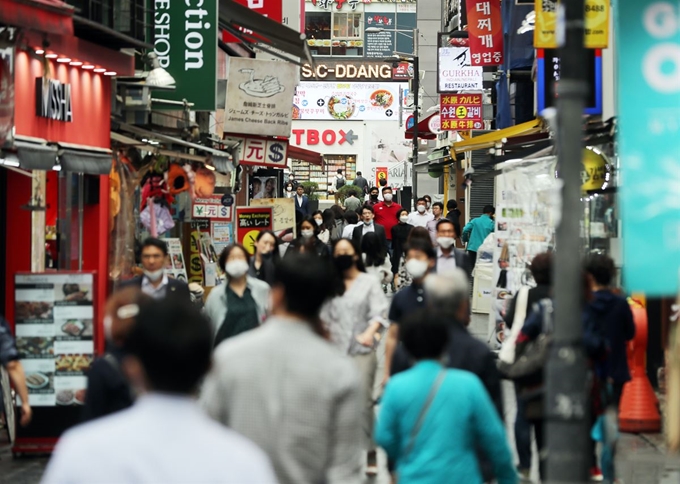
[369,186,379,194]
[330,204,345,221]
[530,252,553,285]
[400,313,449,360]
[255,230,280,262]
[296,184,304,190]
[416,197,427,205]
[322,209,336,230]
[330,238,365,295]
[273,254,334,337]
[584,253,615,286]
[423,195,432,203]
[436,218,457,234]
[361,204,375,215]
[447,200,458,210]
[407,227,434,250]
[483,205,495,215]
[356,171,362,176]
[405,239,436,261]
[361,232,386,267]
[142,237,168,256]
[379,179,388,187]
[381,185,392,193]
[432,202,444,211]
[396,208,409,221]
[337,168,343,174]
[126,299,212,394]
[218,244,251,273]
[298,215,319,236]
[312,210,328,230]
[345,211,359,225]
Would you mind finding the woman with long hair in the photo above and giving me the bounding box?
[329,204,346,242]
[285,216,331,260]
[248,230,279,286]
[204,244,270,347]
[312,210,331,245]
[391,208,414,290]
[320,238,389,476]
[361,232,392,287]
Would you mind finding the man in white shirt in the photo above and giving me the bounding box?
[42,300,276,484]
[434,218,472,280]
[407,197,435,228]
[341,211,362,239]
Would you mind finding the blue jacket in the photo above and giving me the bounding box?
[375,361,517,484]
[294,194,309,216]
[462,214,495,252]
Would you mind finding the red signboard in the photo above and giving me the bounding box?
[440,93,484,131]
[375,167,388,186]
[222,0,283,43]
[236,206,273,254]
[465,0,504,66]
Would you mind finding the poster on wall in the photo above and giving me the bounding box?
[251,198,297,240]
[369,124,412,189]
[250,175,280,200]
[212,221,234,255]
[293,82,406,121]
[161,238,189,282]
[236,206,273,254]
[14,273,95,407]
[437,47,484,92]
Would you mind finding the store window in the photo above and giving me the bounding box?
[292,155,356,198]
[305,11,364,56]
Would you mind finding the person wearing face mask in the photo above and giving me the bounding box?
[81,288,152,423]
[365,187,381,206]
[391,209,414,290]
[120,238,190,303]
[248,230,279,286]
[407,198,435,228]
[320,238,389,476]
[423,194,433,215]
[352,205,387,249]
[204,244,270,347]
[284,182,295,198]
[312,210,331,245]
[285,216,331,260]
[426,201,444,243]
[373,186,402,253]
[434,218,472,279]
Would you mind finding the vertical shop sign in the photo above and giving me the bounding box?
[617,0,680,295]
[236,206,273,254]
[534,0,609,49]
[440,94,484,130]
[0,45,14,148]
[192,196,234,221]
[465,0,503,66]
[375,167,388,187]
[161,238,189,282]
[365,13,396,58]
[437,47,484,92]
[153,0,217,110]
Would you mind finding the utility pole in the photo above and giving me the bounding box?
[545,0,590,481]
[411,27,419,204]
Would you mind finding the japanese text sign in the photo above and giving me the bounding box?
[192,196,233,221]
[534,0,609,49]
[437,47,484,92]
[225,58,297,137]
[231,136,288,168]
[466,0,504,66]
[617,0,680,295]
[236,206,273,254]
[440,94,483,131]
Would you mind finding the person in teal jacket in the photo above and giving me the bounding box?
[375,318,517,484]
[461,205,495,267]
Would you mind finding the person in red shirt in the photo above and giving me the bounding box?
[373,186,402,254]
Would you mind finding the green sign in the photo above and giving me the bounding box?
[153,0,217,110]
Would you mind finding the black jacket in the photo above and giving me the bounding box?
[118,276,191,303]
[446,208,462,239]
[285,237,330,260]
[352,223,387,249]
[353,175,369,194]
[81,347,133,422]
[390,223,413,274]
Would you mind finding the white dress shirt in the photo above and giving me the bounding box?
[362,221,376,236]
[141,273,169,300]
[436,246,458,274]
[407,211,434,228]
[342,222,362,239]
[42,394,277,484]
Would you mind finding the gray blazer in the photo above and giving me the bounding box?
[200,317,363,484]
[203,276,270,336]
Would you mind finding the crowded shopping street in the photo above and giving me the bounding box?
[1,0,680,482]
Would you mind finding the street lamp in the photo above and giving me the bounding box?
[367,27,420,203]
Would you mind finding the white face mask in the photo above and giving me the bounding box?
[315,218,323,226]
[225,259,249,278]
[417,205,426,214]
[286,186,292,192]
[143,268,164,282]
[399,215,409,223]
[301,229,315,239]
[364,219,373,226]
[383,193,393,202]
[437,236,455,249]
[405,259,429,279]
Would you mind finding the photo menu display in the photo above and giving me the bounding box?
[15,273,94,407]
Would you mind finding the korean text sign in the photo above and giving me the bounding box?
[534,0,609,49]
[437,47,484,92]
[465,0,503,66]
[236,206,273,254]
[440,94,483,130]
[225,58,297,137]
[617,0,680,295]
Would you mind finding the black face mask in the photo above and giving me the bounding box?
[334,254,355,272]
[370,194,379,200]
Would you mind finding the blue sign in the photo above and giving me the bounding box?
[406,115,415,130]
[617,0,680,295]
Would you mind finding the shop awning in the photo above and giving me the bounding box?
[12,137,58,170]
[218,0,313,66]
[0,0,74,35]
[405,113,440,140]
[450,118,544,158]
[427,147,453,167]
[287,145,323,166]
[58,143,112,175]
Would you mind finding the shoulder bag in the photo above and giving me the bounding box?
[498,286,529,364]
[402,369,447,460]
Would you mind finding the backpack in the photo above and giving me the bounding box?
[336,175,345,189]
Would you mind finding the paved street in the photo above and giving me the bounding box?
[1,313,678,483]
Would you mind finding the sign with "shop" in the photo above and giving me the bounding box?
[153,0,217,110]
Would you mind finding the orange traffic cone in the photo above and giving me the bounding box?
[619,303,661,433]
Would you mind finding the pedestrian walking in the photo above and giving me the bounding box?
[352,205,388,248]
[434,219,472,279]
[82,288,151,423]
[119,237,191,302]
[375,315,517,484]
[426,201,444,243]
[423,194,433,215]
[361,232,393,287]
[287,172,299,190]
[43,299,277,484]
[353,171,369,195]
[285,216,331,259]
[312,210,331,245]
[284,182,295,198]
[407,198,434,228]
[373,186,402,253]
[462,205,495,267]
[342,211,362,239]
[204,244,270,346]
[0,314,31,427]
[344,189,363,212]
[201,254,363,484]
[247,230,278,286]
[321,238,390,476]
[294,184,310,216]
[334,169,345,204]
[328,205,346,242]
[391,208,414,290]
[446,199,462,242]
[366,186,381,206]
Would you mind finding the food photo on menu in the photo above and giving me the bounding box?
[57,319,93,338]
[16,337,55,358]
[56,283,93,303]
[15,301,54,321]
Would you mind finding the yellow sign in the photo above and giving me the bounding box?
[534,0,609,49]
[581,147,608,192]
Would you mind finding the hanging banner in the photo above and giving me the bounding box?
[152,0,217,110]
[236,206,273,254]
[437,47,484,92]
[230,135,288,168]
[618,0,680,295]
[465,0,504,66]
[534,0,609,49]
[0,45,14,148]
[440,93,484,130]
[161,238,189,282]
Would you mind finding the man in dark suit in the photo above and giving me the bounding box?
[352,205,387,248]
[433,218,472,279]
[352,171,368,195]
[294,184,309,216]
[119,238,190,302]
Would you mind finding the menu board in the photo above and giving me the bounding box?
[14,273,95,407]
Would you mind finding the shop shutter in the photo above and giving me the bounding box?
[469,131,495,219]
